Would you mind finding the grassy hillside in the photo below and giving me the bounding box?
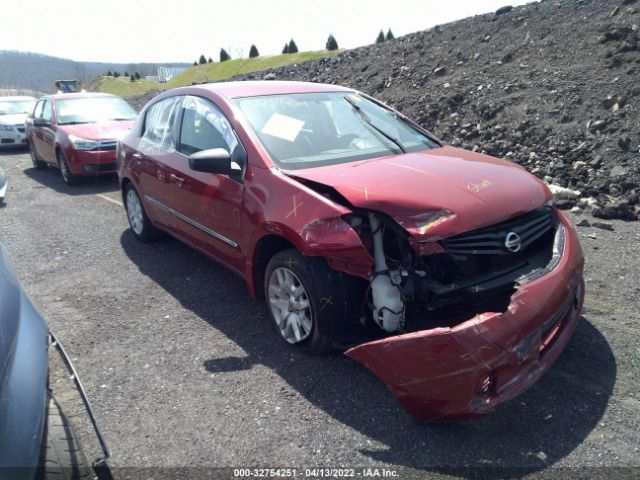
[99,50,339,97]
[166,50,339,88]
[100,76,163,96]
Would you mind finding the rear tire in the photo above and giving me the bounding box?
[37,394,92,480]
[124,183,162,242]
[57,150,80,186]
[30,143,47,170]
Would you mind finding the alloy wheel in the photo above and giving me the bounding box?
[268,267,313,344]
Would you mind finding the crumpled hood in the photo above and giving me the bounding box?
[0,114,28,126]
[285,146,552,241]
[59,120,134,141]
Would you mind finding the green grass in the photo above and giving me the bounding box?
[98,50,340,97]
[100,77,163,97]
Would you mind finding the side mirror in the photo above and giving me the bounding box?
[33,118,48,127]
[189,148,232,174]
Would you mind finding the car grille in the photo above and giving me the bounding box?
[442,207,554,256]
[15,126,25,133]
[95,140,117,151]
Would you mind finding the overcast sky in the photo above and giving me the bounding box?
[3,0,535,64]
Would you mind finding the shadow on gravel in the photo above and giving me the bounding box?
[22,166,119,195]
[0,146,30,156]
[120,230,616,475]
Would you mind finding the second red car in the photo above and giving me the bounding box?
[25,93,136,185]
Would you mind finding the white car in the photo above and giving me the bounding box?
[0,96,36,148]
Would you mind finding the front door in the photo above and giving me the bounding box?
[166,95,245,274]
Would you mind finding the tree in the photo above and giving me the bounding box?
[106,70,112,76]
[326,34,339,51]
[386,29,395,41]
[199,55,207,65]
[249,44,260,58]
[376,30,385,43]
[288,39,298,54]
[114,71,120,77]
[130,75,135,82]
[282,43,289,54]
[134,72,141,79]
[193,61,198,66]
[124,71,129,77]
[208,57,213,63]
[220,48,231,62]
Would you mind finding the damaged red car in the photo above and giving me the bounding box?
[117,81,584,421]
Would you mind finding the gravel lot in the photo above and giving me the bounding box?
[1,148,639,478]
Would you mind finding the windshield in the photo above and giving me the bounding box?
[0,99,36,116]
[55,96,137,125]
[234,92,439,169]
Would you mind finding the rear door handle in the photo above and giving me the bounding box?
[170,173,184,188]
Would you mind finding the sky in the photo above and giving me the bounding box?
[2,0,535,64]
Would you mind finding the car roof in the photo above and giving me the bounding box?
[185,81,354,99]
[46,92,116,101]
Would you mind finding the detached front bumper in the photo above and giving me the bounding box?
[346,211,584,421]
[66,149,118,176]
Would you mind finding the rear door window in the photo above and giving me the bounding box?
[141,97,182,149]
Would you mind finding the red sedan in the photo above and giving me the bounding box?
[117,81,584,421]
[25,93,136,185]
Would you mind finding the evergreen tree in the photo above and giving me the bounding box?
[114,71,120,77]
[326,34,339,51]
[124,71,129,77]
[288,39,298,53]
[199,54,207,64]
[106,70,112,76]
[134,72,141,79]
[249,44,260,58]
[220,48,231,62]
[208,57,213,63]
[130,75,135,82]
[282,43,289,54]
[386,29,395,41]
[376,30,385,43]
[193,61,198,66]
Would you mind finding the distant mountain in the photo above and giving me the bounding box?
[0,51,189,93]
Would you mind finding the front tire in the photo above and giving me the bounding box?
[124,183,162,242]
[265,249,345,355]
[57,150,80,186]
[30,143,47,170]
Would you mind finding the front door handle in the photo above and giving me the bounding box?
[170,173,184,188]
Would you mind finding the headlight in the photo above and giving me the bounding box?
[68,134,99,150]
[0,125,14,131]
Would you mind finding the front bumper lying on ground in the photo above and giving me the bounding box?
[346,211,584,421]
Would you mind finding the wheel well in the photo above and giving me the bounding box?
[252,235,296,300]
[121,177,131,204]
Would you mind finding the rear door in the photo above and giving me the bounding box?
[132,96,183,229]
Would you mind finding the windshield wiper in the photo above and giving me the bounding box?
[343,95,406,154]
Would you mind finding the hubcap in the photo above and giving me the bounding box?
[126,189,144,235]
[268,267,313,344]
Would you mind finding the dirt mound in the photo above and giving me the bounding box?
[133,0,640,220]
